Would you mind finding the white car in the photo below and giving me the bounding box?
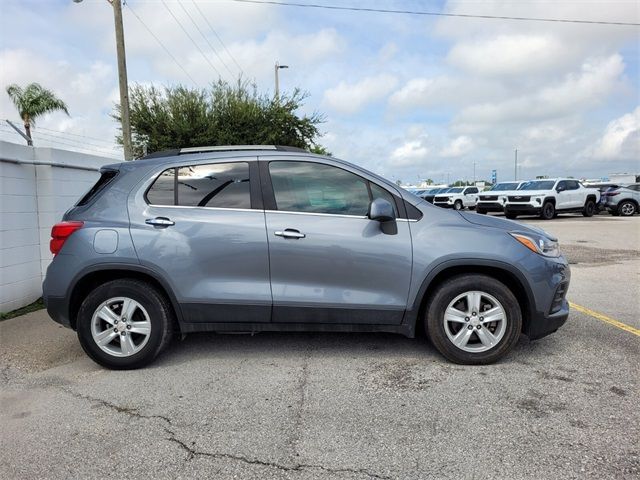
[502,179,600,220]
[433,186,479,210]
[476,181,525,214]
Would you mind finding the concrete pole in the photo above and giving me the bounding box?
[514,148,518,181]
[112,0,133,160]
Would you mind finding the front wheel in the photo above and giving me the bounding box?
[505,213,518,219]
[582,199,596,217]
[424,274,522,364]
[76,279,174,369]
[453,200,463,211]
[540,201,555,220]
[476,209,487,215]
[618,200,636,216]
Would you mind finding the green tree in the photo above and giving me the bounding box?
[115,81,328,158]
[5,83,69,142]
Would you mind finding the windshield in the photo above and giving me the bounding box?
[491,182,520,191]
[448,187,463,193]
[519,180,555,191]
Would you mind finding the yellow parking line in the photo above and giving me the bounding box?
[570,302,640,337]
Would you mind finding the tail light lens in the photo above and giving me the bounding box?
[608,192,620,197]
[50,221,84,255]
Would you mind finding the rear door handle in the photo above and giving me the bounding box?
[145,217,175,227]
[274,228,306,239]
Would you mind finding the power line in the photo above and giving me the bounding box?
[177,1,236,79]
[192,0,245,77]
[35,126,123,147]
[161,0,224,81]
[229,0,640,26]
[29,130,122,151]
[124,2,202,87]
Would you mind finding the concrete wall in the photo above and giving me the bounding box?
[0,141,117,313]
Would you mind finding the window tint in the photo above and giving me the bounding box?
[77,170,118,206]
[370,182,398,215]
[269,161,371,216]
[147,162,251,209]
[466,187,479,194]
[566,180,580,190]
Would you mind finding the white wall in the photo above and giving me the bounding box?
[0,141,117,313]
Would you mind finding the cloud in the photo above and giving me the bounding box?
[440,136,474,157]
[591,107,640,160]
[323,74,398,115]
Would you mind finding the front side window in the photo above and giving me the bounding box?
[147,162,251,209]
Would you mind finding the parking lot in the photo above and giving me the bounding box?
[1,214,638,480]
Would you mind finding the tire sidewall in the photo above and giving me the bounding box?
[541,202,555,220]
[583,200,595,217]
[77,280,169,369]
[425,275,522,364]
[454,200,463,210]
[619,201,635,216]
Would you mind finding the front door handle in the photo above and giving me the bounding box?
[146,217,175,227]
[274,228,306,239]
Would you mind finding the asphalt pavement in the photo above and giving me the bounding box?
[1,214,638,480]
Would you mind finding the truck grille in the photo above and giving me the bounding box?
[479,195,498,201]
[434,196,449,202]
[508,195,531,202]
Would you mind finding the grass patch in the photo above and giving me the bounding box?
[0,298,45,321]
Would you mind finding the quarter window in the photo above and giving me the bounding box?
[146,162,251,209]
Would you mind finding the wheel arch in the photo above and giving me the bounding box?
[67,264,183,331]
[544,196,556,205]
[585,194,597,203]
[406,260,534,336]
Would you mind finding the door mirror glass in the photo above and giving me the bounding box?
[368,198,396,222]
[556,185,566,193]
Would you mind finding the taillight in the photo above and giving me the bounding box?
[609,192,620,197]
[50,221,84,255]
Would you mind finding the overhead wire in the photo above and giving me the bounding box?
[191,0,245,77]
[176,1,236,79]
[160,0,225,81]
[124,2,202,87]
[228,0,640,26]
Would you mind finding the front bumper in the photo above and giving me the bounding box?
[476,202,503,212]
[504,204,541,215]
[433,202,454,208]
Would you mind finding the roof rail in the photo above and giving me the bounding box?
[140,145,309,160]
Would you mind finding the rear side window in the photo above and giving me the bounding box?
[146,162,251,209]
[77,170,118,206]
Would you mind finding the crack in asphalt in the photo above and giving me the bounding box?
[59,386,391,480]
[164,426,391,479]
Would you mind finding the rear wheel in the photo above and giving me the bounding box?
[76,279,174,369]
[618,200,636,216]
[424,274,522,364]
[540,201,555,220]
[582,199,596,217]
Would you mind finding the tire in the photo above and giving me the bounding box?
[540,201,555,220]
[453,200,463,211]
[476,209,487,215]
[505,213,518,220]
[618,200,636,216]
[582,199,596,217]
[424,274,522,365]
[76,279,174,369]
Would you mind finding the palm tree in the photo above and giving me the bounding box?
[5,83,69,142]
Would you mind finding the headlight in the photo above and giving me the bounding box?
[510,232,560,257]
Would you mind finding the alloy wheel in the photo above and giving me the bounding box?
[90,297,152,357]
[620,202,636,216]
[443,291,507,353]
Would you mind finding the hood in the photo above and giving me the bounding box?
[506,190,549,196]
[457,211,557,241]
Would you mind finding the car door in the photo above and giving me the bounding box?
[567,180,582,208]
[464,187,478,207]
[128,159,272,323]
[555,180,572,209]
[261,158,413,325]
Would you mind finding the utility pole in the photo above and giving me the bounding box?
[473,161,476,184]
[514,148,518,181]
[112,0,133,160]
[274,61,289,99]
[74,0,132,160]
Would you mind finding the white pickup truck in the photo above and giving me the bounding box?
[433,186,479,210]
[476,181,524,214]
[502,178,599,220]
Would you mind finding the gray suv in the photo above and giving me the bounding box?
[43,146,570,369]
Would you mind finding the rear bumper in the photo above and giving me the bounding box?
[42,291,72,329]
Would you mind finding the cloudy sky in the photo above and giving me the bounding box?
[0,0,638,183]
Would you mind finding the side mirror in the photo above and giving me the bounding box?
[556,186,565,193]
[368,198,396,222]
